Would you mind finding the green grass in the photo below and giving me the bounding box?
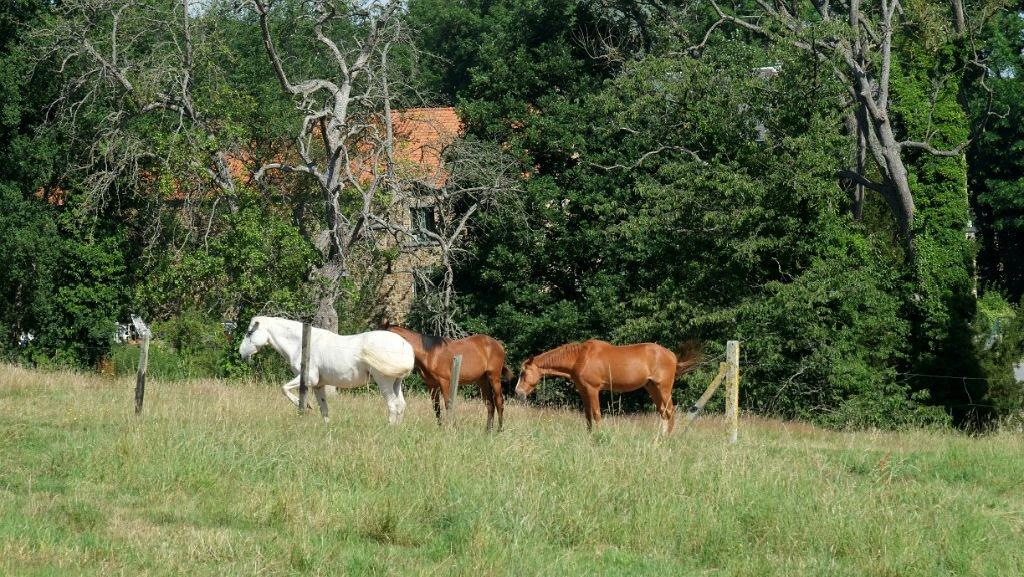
[1,363,1022,576]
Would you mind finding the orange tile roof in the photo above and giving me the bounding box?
[390,107,462,186]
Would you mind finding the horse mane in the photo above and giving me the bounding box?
[389,326,450,352]
[536,342,583,368]
[420,333,452,352]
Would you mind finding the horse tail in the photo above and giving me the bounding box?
[676,340,704,375]
[495,363,512,396]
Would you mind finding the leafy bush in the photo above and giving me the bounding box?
[0,185,129,368]
[975,293,1024,419]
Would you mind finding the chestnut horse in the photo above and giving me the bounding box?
[387,326,513,432]
[515,340,702,433]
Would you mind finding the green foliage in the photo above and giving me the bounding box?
[139,188,317,320]
[109,311,292,382]
[969,7,1024,301]
[411,0,612,104]
[735,243,951,429]
[449,30,931,427]
[974,293,1024,417]
[890,25,985,423]
[110,340,218,382]
[39,227,129,366]
[0,186,130,367]
[0,184,60,356]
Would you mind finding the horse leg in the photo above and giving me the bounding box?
[309,387,329,424]
[491,372,505,433]
[579,384,601,432]
[430,386,442,424]
[392,378,407,423]
[313,385,329,424]
[381,379,401,425]
[281,376,301,408]
[426,378,443,425]
[439,379,452,421]
[646,381,675,435]
[370,369,402,425]
[479,380,495,433]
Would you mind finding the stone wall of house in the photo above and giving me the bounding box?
[379,244,441,323]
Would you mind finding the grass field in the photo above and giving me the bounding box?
[1,363,1023,576]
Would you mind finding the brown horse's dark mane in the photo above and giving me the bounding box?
[384,325,451,353]
[419,332,451,353]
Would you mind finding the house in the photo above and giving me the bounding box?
[379,107,463,320]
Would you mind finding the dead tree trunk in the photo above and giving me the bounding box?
[248,1,519,334]
[704,0,976,255]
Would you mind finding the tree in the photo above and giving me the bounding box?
[969,6,1024,302]
[412,0,979,425]
[1,1,130,366]
[247,0,517,332]
[692,0,993,251]
[33,0,245,213]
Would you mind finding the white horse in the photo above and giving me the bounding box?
[238,316,415,424]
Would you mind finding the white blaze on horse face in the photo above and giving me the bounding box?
[515,364,538,397]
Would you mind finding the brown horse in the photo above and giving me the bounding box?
[386,326,512,432]
[515,340,702,433]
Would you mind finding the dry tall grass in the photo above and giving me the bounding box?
[2,364,1022,576]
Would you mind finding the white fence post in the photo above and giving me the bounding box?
[725,340,740,443]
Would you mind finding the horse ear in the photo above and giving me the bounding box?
[382,319,391,329]
[248,320,260,335]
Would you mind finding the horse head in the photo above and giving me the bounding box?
[515,356,540,399]
[238,319,268,362]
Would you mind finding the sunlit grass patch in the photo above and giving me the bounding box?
[1,364,1022,576]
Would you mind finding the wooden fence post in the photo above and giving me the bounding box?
[448,354,462,425]
[681,362,728,432]
[297,322,312,415]
[132,315,151,415]
[725,340,740,443]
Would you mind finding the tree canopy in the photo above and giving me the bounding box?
[1,0,1022,428]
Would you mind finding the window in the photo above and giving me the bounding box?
[411,206,438,243]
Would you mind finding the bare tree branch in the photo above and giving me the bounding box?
[898,140,968,157]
